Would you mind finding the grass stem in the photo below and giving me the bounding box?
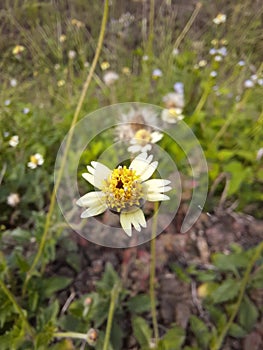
[22,0,109,296]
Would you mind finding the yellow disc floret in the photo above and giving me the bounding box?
[102,166,143,212]
[134,129,152,146]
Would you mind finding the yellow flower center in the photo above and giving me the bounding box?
[30,155,38,165]
[134,129,152,146]
[102,166,143,212]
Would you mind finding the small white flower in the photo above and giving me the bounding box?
[198,60,207,67]
[27,153,44,169]
[256,148,263,161]
[142,55,149,61]
[251,74,258,81]
[210,71,217,77]
[257,78,263,86]
[76,153,171,236]
[152,69,163,79]
[116,108,160,142]
[68,50,76,59]
[238,60,245,67]
[173,82,184,95]
[161,108,184,124]
[209,48,217,55]
[214,55,222,62]
[163,92,185,109]
[217,46,227,56]
[54,63,60,70]
[172,48,179,56]
[23,107,30,114]
[9,135,19,147]
[10,79,17,87]
[7,193,20,207]
[213,13,226,25]
[103,71,119,86]
[5,100,11,106]
[128,129,163,154]
[244,79,254,88]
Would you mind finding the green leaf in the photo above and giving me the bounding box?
[212,252,250,273]
[41,277,72,298]
[132,316,152,347]
[250,266,263,288]
[96,263,120,292]
[224,161,246,195]
[238,295,259,332]
[126,294,151,314]
[158,326,185,350]
[189,315,211,349]
[211,279,241,304]
[228,323,247,338]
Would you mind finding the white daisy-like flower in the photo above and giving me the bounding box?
[214,55,222,62]
[68,50,77,59]
[76,153,171,236]
[238,60,245,67]
[163,92,185,109]
[217,46,227,56]
[7,193,20,207]
[128,129,163,154]
[161,108,184,124]
[9,135,19,147]
[103,71,119,86]
[116,108,160,142]
[213,13,226,25]
[27,153,44,169]
[210,71,217,78]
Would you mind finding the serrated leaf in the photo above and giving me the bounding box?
[126,294,151,314]
[228,323,247,338]
[158,326,185,350]
[238,296,259,332]
[211,279,241,304]
[190,315,211,349]
[132,316,152,347]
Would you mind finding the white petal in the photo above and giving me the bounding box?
[120,212,132,236]
[146,193,170,201]
[120,208,147,236]
[76,191,105,207]
[151,131,163,143]
[129,153,157,181]
[143,179,171,192]
[141,144,152,152]
[90,161,112,189]
[80,203,107,218]
[82,173,95,186]
[128,144,142,153]
[87,165,95,174]
[139,161,158,182]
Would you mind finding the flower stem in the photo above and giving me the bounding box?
[147,0,155,57]
[54,331,88,341]
[211,241,263,350]
[173,2,202,51]
[22,0,109,296]
[103,283,121,350]
[0,280,34,337]
[150,201,159,343]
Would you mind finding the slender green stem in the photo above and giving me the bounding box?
[0,280,34,337]
[211,241,263,350]
[54,331,89,341]
[103,283,120,350]
[150,201,159,343]
[191,82,211,123]
[173,2,202,51]
[22,0,109,295]
[147,0,155,56]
